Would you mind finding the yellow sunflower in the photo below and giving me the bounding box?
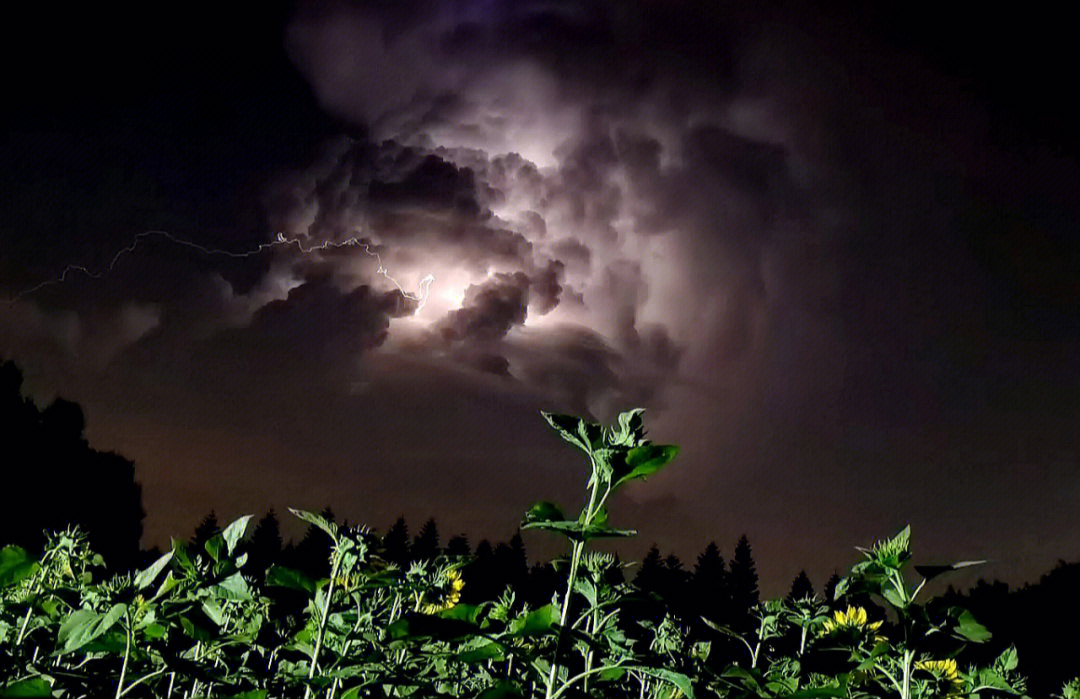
[915,658,964,695]
[818,606,883,637]
[422,568,466,614]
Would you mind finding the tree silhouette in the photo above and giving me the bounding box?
[411,517,440,563]
[634,544,665,594]
[445,533,470,559]
[463,539,497,603]
[0,359,145,572]
[691,541,728,626]
[494,531,529,593]
[382,516,410,566]
[823,571,841,608]
[288,507,334,578]
[786,570,815,603]
[661,553,691,617]
[728,534,760,632]
[191,510,219,553]
[247,509,283,580]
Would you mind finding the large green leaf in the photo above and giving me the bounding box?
[204,533,226,563]
[520,519,585,538]
[170,538,196,575]
[952,608,992,643]
[913,559,987,581]
[521,501,566,526]
[436,603,486,624]
[520,519,635,541]
[475,681,525,699]
[0,546,38,589]
[0,678,52,697]
[266,565,316,593]
[209,571,252,601]
[222,515,254,556]
[134,550,174,590]
[455,641,507,663]
[288,508,339,539]
[612,444,680,489]
[56,603,127,655]
[628,666,695,699]
[506,604,559,637]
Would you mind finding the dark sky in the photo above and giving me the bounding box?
[3,1,1080,600]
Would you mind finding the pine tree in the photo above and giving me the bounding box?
[383,516,410,566]
[786,570,815,603]
[464,539,497,603]
[411,518,440,563]
[248,509,283,580]
[661,553,691,618]
[445,533,470,559]
[634,544,665,593]
[823,572,842,608]
[496,531,529,592]
[191,510,219,553]
[691,541,728,625]
[293,507,334,578]
[728,534,760,632]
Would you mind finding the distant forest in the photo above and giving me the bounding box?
[1,356,1076,696]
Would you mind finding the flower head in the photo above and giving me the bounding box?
[915,658,964,695]
[421,568,465,614]
[818,606,883,637]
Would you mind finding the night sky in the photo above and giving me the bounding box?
[3,1,1080,600]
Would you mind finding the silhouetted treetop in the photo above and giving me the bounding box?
[0,357,145,572]
[411,517,440,563]
[445,533,470,558]
[383,516,410,566]
[191,510,220,551]
[786,570,815,602]
[728,534,760,631]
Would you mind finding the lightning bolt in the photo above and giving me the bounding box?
[4,230,435,310]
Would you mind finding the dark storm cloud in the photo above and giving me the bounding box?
[262,138,533,274]
[436,271,530,343]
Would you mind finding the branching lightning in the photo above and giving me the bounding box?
[4,230,435,310]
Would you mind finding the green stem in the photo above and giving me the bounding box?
[901,648,914,699]
[114,617,132,699]
[545,456,601,699]
[549,662,629,699]
[118,667,168,698]
[306,553,343,699]
[583,607,597,694]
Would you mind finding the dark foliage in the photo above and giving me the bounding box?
[727,534,760,633]
[0,358,145,573]
[786,570,815,603]
[411,517,440,564]
[382,516,410,567]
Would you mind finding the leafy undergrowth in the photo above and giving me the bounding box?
[1,409,1073,698]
